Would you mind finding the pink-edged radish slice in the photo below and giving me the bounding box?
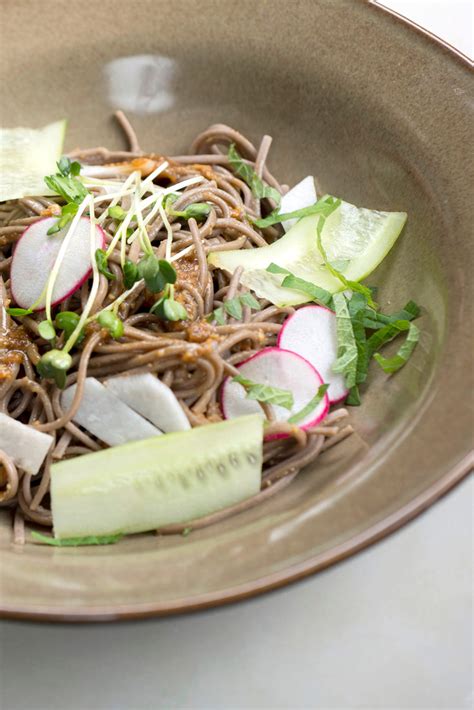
[221,347,329,437]
[10,217,105,310]
[278,305,348,404]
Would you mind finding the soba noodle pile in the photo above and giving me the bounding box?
[0,113,352,543]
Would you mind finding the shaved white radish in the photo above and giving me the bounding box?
[10,217,105,310]
[61,378,161,447]
[278,305,348,404]
[221,347,328,436]
[280,176,317,231]
[0,413,53,475]
[105,373,190,433]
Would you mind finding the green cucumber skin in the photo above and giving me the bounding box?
[51,415,263,539]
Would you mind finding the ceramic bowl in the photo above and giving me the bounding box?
[1,0,472,621]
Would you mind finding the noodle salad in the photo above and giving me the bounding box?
[0,113,421,545]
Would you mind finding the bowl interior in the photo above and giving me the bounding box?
[1,0,472,619]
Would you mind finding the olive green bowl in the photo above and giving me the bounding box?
[1,0,472,621]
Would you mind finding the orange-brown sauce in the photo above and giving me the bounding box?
[0,324,32,381]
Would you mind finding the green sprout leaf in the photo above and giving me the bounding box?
[38,320,56,341]
[36,349,73,389]
[138,255,177,293]
[169,203,211,221]
[97,310,124,339]
[46,202,80,235]
[150,297,188,322]
[108,205,126,221]
[6,307,33,317]
[55,311,84,345]
[233,375,294,410]
[95,249,115,281]
[123,259,140,289]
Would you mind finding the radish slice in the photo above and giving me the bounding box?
[221,347,329,435]
[105,373,191,433]
[280,176,317,231]
[278,305,348,404]
[0,413,53,476]
[61,378,161,447]
[10,217,105,310]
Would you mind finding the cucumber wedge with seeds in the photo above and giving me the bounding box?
[51,414,263,539]
[208,197,407,306]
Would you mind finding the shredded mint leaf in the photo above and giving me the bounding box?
[287,384,329,424]
[44,173,89,205]
[366,319,411,358]
[373,322,420,374]
[31,531,123,546]
[211,306,225,325]
[266,263,292,275]
[6,307,33,316]
[332,293,358,389]
[239,292,261,310]
[253,196,337,229]
[228,144,281,206]
[210,293,260,324]
[224,297,243,320]
[345,385,361,406]
[281,274,334,308]
[182,527,192,537]
[233,375,294,410]
[265,264,333,307]
[347,293,370,386]
[95,249,116,281]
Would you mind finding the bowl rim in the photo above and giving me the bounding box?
[1,0,472,624]
[1,452,472,623]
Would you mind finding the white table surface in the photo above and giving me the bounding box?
[0,3,472,709]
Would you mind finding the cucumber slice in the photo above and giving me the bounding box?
[208,197,407,306]
[0,120,66,202]
[51,414,263,538]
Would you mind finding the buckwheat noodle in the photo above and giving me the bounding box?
[0,113,353,542]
